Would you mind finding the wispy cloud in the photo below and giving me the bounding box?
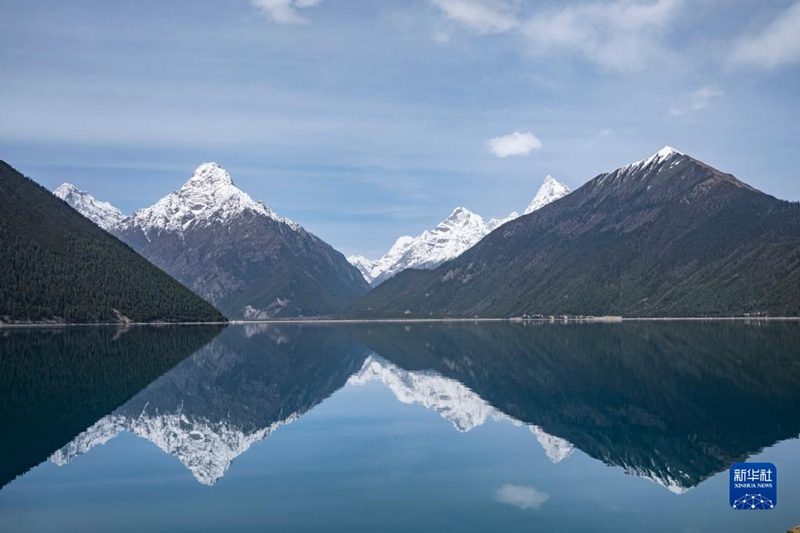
[669,86,724,116]
[433,31,451,44]
[360,173,429,200]
[523,0,683,72]
[488,132,542,158]
[495,484,550,510]
[731,1,800,69]
[252,0,322,25]
[428,0,519,34]
[427,0,685,71]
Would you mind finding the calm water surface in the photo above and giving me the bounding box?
[1,322,799,532]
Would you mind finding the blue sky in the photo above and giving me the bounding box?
[1,0,799,257]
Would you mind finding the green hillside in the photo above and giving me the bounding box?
[0,161,226,324]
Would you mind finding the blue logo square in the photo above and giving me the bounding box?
[730,462,777,510]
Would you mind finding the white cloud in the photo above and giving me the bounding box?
[495,484,550,510]
[252,0,322,25]
[429,0,519,34]
[669,86,724,116]
[488,131,542,158]
[523,0,683,71]
[731,1,800,69]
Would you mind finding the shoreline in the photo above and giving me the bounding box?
[2,316,799,328]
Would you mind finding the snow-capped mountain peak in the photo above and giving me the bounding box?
[358,206,517,285]
[524,175,572,215]
[125,162,300,237]
[348,355,580,463]
[53,183,126,230]
[50,406,300,486]
[622,146,685,174]
[529,425,575,463]
[348,354,504,432]
[657,145,682,158]
[178,162,237,202]
[488,211,519,231]
[348,175,571,285]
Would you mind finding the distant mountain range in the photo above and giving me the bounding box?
[27,145,800,320]
[0,161,225,324]
[57,163,369,319]
[348,147,800,318]
[348,176,571,285]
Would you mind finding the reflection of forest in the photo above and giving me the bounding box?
[49,324,369,485]
[4,321,800,494]
[355,321,800,490]
[0,325,223,488]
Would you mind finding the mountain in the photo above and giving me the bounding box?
[53,183,125,230]
[50,324,368,485]
[524,175,572,214]
[352,321,800,493]
[50,328,575,485]
[348,354,576,462]
[104,163,369,319]
[348,176,570,286]
[0,325,222,488]
[37,320,800,494]
[0,161,226,324]
[347,147,800,318]
[348,208,518,286]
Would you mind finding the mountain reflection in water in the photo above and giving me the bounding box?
[35,321,800,495]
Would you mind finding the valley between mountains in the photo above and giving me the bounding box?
[3,145,799,323]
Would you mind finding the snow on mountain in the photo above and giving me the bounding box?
[348,354,506,432]
[628,146,684,170]
[348,354,577,465]
[347,255,379,284]
[622,463,693,495]
[53,183,126,230]
[487,211,520,231]
[51,407,299,486]
[100,162,368,319]
[347,235,415,285]
[116,162,300,238]
[54,356,577,485]
[529,425,575,463]
[349,208,516,286]
[594,146,688,190]
[524,176,572,215]
[349,175,569,285]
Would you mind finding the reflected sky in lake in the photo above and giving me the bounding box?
[1,322,799,532]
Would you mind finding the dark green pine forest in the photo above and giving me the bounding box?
[0,161,226,324]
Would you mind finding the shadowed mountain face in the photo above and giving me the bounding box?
[108,164,370,319]
[352,321,800,491]
[0,325,224,488]
[348,148,800,318]
[28,322,800,495]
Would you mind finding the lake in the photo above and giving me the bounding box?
[1,321,799,532]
